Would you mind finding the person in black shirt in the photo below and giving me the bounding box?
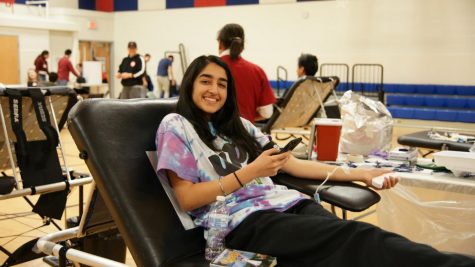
[116,41,146,99]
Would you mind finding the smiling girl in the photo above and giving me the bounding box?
[155,55,474,267]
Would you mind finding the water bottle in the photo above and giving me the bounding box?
[205,195,229,261]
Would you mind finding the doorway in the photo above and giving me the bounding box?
[0,35,20,85]
[79,41,113,96]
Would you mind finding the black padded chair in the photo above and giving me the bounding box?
[272,173,380,219]
[398,130,473,153]
[67,98,380,266]
[38,183,127,266]
[68,98,207,267]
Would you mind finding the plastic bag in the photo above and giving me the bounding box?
[339,91,393,155]
[377,183,475,256]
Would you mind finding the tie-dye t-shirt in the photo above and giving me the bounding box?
[155,113,309,233]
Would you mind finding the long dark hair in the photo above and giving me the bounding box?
[217,23,245,60]
[176,55,261,161]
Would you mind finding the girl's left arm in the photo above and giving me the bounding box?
[281,155,399,189]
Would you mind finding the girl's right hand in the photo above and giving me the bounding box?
[247,148,291,178]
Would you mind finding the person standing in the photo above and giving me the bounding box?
[116,41,146,99]
[34,50,49,81]
[218,23,276,123]
[57,49,80,86]
[143,53,155,97]
[156,55,175,98]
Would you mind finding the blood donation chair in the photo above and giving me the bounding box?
[35,182,127,267]
[262,76,340,134]
[38,98,379,266]
[0,87,92,265]
[398,130,473,154]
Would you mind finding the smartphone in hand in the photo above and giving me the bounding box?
[274,137,302,154]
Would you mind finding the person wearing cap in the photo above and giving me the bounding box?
[217,23,276,123]
[116,41,146,99]
[156,55,175,98]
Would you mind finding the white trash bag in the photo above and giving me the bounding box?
[339,91,393,155]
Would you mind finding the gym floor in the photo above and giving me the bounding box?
[0,119,472,266]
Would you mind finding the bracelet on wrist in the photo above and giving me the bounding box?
[217,179,227,196]
[233,172,244,187]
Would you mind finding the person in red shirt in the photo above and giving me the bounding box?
[57,49,80,86]
[218,23,276,123]
[34,50,49,81]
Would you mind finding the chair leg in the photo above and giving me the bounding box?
[331,205,347,220]
[421,150,435,158]
[0,245,11,256]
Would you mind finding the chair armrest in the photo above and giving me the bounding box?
[272,172,381,212]
[398,131,472,152]
[35,226,129,267]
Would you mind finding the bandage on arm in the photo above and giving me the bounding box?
[256,104,273,119]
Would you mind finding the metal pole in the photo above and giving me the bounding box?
[79,185,84,219]
[276,66,288,97]
[379,64,385,103]
[0,245,11,257]
[0,177,92,200]
[48,97,71,182]
[312,81,327,118]
[179,43,188,69]
[345,64,349,91]
[0,100,21,187]
[77,182,96,238]
[351,65,356,92]
[35,227,130,267]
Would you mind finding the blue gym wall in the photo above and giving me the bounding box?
[72,0,322,11]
